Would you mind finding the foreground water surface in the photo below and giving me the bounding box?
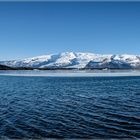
[0,71,140,138]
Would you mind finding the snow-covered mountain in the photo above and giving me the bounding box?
[1,52,140,69]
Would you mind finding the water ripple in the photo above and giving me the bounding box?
[0,76,140,138]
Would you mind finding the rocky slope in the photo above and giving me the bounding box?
[0,64,14,70]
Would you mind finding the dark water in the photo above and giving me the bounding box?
[0,76,140,139]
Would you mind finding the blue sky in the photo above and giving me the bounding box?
[0,2,140,60]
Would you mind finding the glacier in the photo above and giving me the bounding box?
[0,52,140,69]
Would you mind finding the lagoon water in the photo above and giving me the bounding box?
[0,70,140,138]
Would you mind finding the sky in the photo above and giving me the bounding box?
[0,2,140,60]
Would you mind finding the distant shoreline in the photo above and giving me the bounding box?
[1,64,140,71]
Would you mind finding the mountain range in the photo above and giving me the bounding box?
[0,52,140,69]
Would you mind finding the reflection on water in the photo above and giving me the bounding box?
[0,70,140,77]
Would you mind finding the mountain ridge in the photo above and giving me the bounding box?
[0,52,140,69]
